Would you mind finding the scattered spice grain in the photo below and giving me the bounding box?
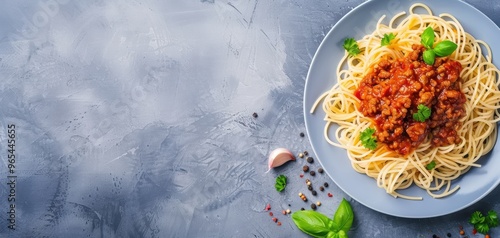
[306,157,314,163]
[303,165,309,172]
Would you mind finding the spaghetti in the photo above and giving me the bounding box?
[311,3,500,199]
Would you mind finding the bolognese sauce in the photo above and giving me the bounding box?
[354,44,466,155]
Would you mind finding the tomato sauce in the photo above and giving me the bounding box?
[354,45,466,155]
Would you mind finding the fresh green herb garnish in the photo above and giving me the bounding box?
[423,49,436,65]
[426,161,436,170]
[487,210,499,227]
[343,38,361,57]
[275,175,287,192]
[433,40,458,56]
[381,33,395,46]
[420,26,458,65]
[413,104,431,122]
[292,198,354,238]
[469,210,499,234]
[420,27,435,49]
[360,128,377,150]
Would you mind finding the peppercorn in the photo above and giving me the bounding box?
[272,217,278,223]
[328,193,333,197]
[298,153,304,158]
[308,185,313,191]
[300,207,305,211]
[306,179,311,186]
[319,186,324,191]
[316,201,321,206]
[446,233,451,237]
[300,194,308,201]
[252,112,258,118]
[286,209,291,214]
[310,171,316,176]
[324,182,329,187]
[277,221,282,226]
[459,230,464,235]
[306,157,314,163]
[304,151,309,156]
[311,190,317,196]
[303,165,309,172]
[311,204,317,210]
[300,132,305,137]
[318,168,324,173]
[282,210,286,215]
[269,212,273,216]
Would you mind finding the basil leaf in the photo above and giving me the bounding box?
[292,210,332,238]
[337,230,348,238]
[433,40,457,56]
[420,27,435,49]
[423,49,435,65]
[327,231,337,238]
[331,198,354,233]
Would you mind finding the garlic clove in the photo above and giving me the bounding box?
[267,148,295,171]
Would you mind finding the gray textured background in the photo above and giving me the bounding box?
[0,0,499,237]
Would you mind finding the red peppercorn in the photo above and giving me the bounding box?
[472,228,477,235]
[269,212,273,216]
[272,217,278,223]
[328,193,333,197]
[265,203,271,211]
[277,221,282,226]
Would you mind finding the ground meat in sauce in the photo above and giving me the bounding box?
[354,44,466,156]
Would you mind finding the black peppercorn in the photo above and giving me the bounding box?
[318,168,324,173]
[306,157,314,163]
[319,186,324,191]
[324,182,329,188]
[308,185,313,191]
[302,165,309,172]
[311,190,317,196]
[309,171,316,176]
[300,132,305,137]
[304,151,309,156]
[310,204,317,210]
[252,112,258,118]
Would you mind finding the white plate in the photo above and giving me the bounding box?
[303,0,500,218]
